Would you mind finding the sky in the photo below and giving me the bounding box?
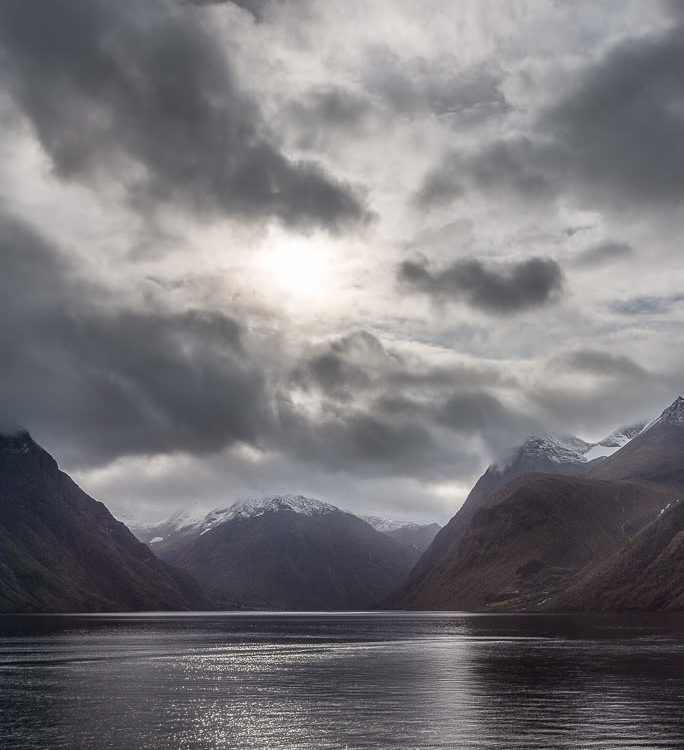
[1,0,684,524]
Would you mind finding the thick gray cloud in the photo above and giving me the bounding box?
[398,256,564,313]
[414,170,465,209]
[286,87,378,149]
[0,0,367,231]
[417,16,684,213]
[0,212,269,465]
[275,392,447,476]
[363,49,506,120]
[436,391,517,433]
[573,242,633,268]
[415,139,552,209]
[541,21,684,206]
[558,350,646,380]
[281,330,537,474]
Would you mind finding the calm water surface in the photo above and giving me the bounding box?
[1,612,683,749]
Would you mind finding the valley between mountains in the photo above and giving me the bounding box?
[1,398,682,613]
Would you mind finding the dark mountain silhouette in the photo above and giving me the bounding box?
[0,431,204,613]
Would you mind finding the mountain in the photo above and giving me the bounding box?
[136,495,421,610]
[0,431,204,613]
[385,474,676,611]
[361,516,441,555]
[384,426,639,610]
[385,399,682,612]
[550,499,683,611]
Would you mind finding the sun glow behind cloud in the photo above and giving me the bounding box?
[259,233,333,300]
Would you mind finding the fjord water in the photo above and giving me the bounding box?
[1,613,682,749]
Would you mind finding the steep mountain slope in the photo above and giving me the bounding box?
[550,499,684,611]
[384,428,638,610]
[0,431,204,613]
[143,496,419,609]
[384,474,675,611]
[385,399,682,612]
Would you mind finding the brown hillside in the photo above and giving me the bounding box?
[384,473,676,611]
[549,499,684,611]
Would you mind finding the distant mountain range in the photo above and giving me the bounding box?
[131,496,440,610]
[384,397,684,612]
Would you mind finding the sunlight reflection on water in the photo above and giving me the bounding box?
[1,612,683,749]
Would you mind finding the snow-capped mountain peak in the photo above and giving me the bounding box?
[518,434,592,464]
[132,495,341,543]
[493,424,643,472]
[196,495,339,535]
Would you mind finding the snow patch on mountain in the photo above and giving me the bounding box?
[132,508,205,536]
[493,434,592,471]
[493,423,644,472]
[520,435,592,463]
[598,423,647,448]
[361,515,422,533]
[582,444,621,462]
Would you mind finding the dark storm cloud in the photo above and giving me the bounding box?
[610,293,684,316]
[282,330,538,474]
[413,170,465,209]
[290,352,372,401]
[415,139,551,209]
[286,87,378,149]
[290,331,396,401]
[0,212,269,465]
[291,330,512,404]
[0,0,367,231]
[573,242,633,267]
[275,392,446,476]
[540,21,684,206]
[282,331,452,475]
[398,256,564,313]
[558,350,646,379]
[436,392,516,433]
[418,17,684,212]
